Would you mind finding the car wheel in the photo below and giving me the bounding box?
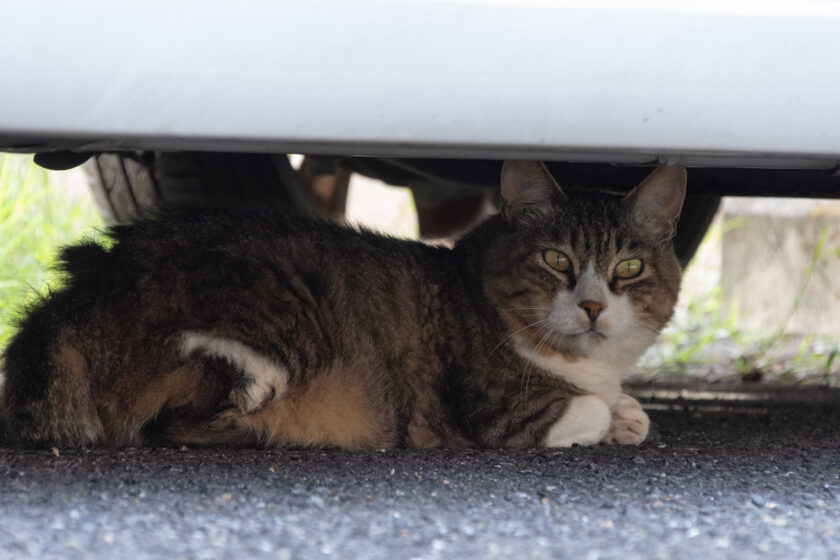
[84,152,317,224]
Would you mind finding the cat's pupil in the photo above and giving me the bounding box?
[615,259,643,279]
[542,249,570,273]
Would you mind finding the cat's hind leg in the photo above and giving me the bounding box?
[180,332,289,414]
[145,408,261,448]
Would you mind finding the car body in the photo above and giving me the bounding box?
[2,0,839,166]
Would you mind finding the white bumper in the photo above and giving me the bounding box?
[1,0,839,167]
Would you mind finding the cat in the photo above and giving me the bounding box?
[1,161,685,449]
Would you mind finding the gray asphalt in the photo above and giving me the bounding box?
[2,383,839,560]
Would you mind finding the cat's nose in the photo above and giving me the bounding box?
[578,300,606,321]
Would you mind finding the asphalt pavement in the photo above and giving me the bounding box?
[1,383,839,560]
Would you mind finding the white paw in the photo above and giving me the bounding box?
[543,395,611,447]
[603,393,649,445]
[230,373,285,414]
[181,332,289,414]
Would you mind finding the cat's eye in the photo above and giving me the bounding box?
[615,259,643,279]
[542,250,571,273]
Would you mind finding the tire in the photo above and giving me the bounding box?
[84,152,316,225]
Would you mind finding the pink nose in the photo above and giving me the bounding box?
[578,300,606,321]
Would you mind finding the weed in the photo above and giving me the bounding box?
[0,154,102,350]
[638,213,840,384]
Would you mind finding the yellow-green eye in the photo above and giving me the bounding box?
[615,259,643,279]
[542,249,571,272]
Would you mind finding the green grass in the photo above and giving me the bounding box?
[638,215,840,384]
[0,154,103,350]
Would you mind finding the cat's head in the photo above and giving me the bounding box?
[482,161,685,367]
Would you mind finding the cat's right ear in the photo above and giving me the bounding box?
[500,161,567,222]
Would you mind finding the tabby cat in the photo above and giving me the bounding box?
[2,161,685,449]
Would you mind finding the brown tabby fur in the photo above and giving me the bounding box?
[1,162,684,449]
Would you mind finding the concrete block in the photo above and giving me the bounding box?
[721,198,840,335]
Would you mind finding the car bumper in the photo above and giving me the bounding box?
[1,0,839,168]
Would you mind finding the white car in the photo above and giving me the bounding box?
[2,0,839,263]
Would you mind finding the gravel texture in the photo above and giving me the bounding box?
[1,384,839,560]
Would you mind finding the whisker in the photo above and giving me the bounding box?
[631,319,660,334]
[487,318,547,361]
[520,325,555,406]
[639,310,672,321]
[483,319,550,385]
[498,308,552,320]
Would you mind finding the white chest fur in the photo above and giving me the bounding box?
[513,342,625,407]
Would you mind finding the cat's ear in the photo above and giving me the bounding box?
[500,161,567,221]
[623,166,687,238]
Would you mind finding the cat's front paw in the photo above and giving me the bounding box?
[543,395,612,447]
[603,394,649,445]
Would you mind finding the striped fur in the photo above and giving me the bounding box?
[2,162,684,448]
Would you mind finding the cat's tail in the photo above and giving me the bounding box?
[2,258,107,447]
[2,302,105,446]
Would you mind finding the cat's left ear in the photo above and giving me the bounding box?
[623,166,687,238]
[500,161,567,222]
